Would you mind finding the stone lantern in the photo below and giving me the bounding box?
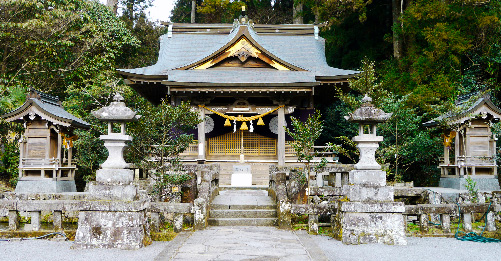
[74,93,149,250]
[345,95,391,176]
[90,93,140,192]
[333,94,406,245]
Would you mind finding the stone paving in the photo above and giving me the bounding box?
[211,189,275,206]
[154,226,328,261]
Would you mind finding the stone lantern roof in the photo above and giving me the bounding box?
[344,95,392,123]
[92,93,140,122]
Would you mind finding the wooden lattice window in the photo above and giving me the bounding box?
[208,131,276,156]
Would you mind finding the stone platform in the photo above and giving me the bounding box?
[439,175,500,191]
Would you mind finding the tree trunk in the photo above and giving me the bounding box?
[106,0,118,15]
[293,3,303,24]
[191,0,196,23]
[392,0,402,59]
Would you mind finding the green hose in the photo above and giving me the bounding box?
[455,202,501,243]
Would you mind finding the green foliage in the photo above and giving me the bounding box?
[464,176,478,203]
[0,0,138,96]
[286,110,331,186]
[197,0,243,23]
[130,99,201,198]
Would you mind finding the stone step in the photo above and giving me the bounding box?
[208,218,277,226]
[210,203,276,210]
[210,209,277,218]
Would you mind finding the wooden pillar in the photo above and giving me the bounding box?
[455,132,460,176]
[277,106,285,167]
[198,106,206,161]
[19,137,25,179]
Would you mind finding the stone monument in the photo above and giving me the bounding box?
[73,94,150,249]
[333,95,407,245]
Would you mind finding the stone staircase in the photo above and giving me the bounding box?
[208,188,277,226]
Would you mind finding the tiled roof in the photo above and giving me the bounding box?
[118,24,359,83]
[423,94,501,127]
[2,90,90,129]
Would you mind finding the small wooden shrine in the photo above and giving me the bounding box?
[424,93,501,190]
[118,15,359,185]
[1,89,90,192]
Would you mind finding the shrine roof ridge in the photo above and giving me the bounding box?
[1,89,90,129]
[423,93,501,127]
[117,23,359,83]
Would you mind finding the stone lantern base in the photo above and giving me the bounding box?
[332,169,407,245]
[73,200,151,250]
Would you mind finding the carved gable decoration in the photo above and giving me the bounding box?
[178,26,305,72]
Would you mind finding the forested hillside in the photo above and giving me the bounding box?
[1,0,500,188]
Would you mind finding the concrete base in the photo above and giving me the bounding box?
[439,176,500,191]
[73,210,150,250]
[333,201,407,245]
[14,179,76,193]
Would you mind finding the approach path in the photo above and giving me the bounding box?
[154,226,327,260]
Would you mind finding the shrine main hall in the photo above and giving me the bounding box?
[118,18,359,185]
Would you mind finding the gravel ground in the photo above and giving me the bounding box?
[313,235,501,261]
[1,235,501,261]
[0,240,169,261]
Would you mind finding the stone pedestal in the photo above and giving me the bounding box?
[333,170,407,245]
[15,180,76,193]
[336,95,406,245]
[73,201,150,250]
[73,93,149,249]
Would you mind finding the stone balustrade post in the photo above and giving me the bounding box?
[462,213,472,231]
[53,210,63,231]
[150,212,160,232]
[193,198,208,230]
[173,213,184,233]
[419,214,428,233]
[8,210,19,231]
[486,212,496,232]
[441,214,451,233]
[31,211,41,231]
[308,214,319,234]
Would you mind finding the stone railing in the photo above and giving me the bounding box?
[403,203,500,233]
[268,173,501,235]
[0,199,193,233]
[0,164,221,234]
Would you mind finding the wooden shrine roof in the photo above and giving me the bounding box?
[118,22,359,85]
[2,89,90,129]
[423,93,501,127]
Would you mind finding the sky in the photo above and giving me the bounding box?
[98,0,176,23]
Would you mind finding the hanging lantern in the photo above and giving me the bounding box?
[257,117,265,126]
[240,121,248,131]
[224,118,231,127]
